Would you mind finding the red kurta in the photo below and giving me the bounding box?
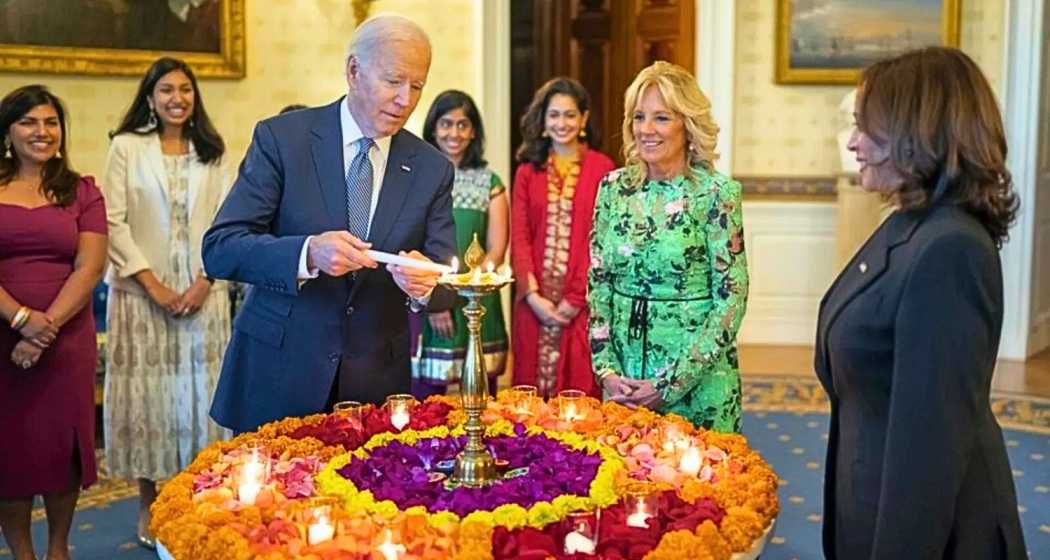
[0,177,106,497]
[510,148,615,397]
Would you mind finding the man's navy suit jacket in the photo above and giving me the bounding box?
[202,98,456,432]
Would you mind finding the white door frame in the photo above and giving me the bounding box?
[1000,0,1045,360]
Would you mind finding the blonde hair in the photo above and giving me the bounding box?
[621,61,719,186]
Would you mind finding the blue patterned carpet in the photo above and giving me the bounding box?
[2,375,1047,559]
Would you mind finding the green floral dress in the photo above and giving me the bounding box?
[588,165,748,431]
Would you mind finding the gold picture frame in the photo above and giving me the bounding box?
[0,0,245,78]
[775,0,960,85]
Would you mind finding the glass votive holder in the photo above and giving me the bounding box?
[510,384,538,415]
[624,491,658,529]
[384,394,417,431]
[562,509,599,555]
[558,389,587,422]
[333,400,365,425]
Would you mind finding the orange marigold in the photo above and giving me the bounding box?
[718,506,768,552]
[693,520,732,560]
[643,529,706,560]
[199,526,253,560]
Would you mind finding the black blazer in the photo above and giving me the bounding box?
[203,99,456,432]
[814,204,1026,559]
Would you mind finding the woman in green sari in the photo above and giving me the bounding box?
[411,90,509,398]
[589,62,749,432]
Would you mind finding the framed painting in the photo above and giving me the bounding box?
[0,0,245,78]
[775,0,960,85]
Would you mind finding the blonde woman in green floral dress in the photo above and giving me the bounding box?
[589,61,748,432]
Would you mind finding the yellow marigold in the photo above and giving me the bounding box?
[462,510,495,526]
[548,495,587,517]
[719,506,768,552]
[490,504,528,530]
[373,499,400,520]
[526,501,560,529]
[427,510,462,531]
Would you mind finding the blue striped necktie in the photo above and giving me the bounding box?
[345,136,375,239]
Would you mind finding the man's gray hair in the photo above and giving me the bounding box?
[346,14,431,67]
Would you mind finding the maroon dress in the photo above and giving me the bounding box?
[0,177,106,498]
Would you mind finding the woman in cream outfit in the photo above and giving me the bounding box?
[102,57,231,547]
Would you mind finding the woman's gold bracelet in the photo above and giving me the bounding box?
[9,306,30,330]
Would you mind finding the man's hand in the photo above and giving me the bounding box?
[174,277,212,317]
[307,232,377,277]
[428,311,455,339]
[11,339,43,370]
[388,251,441,300]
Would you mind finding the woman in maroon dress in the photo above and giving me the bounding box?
[0,85,108,560]
[510,78,615,399]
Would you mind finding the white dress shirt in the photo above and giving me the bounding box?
[298,98,391,279]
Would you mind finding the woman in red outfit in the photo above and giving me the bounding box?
[510,78,615,399]
[0,85,108,560]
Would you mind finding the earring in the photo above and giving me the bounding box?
[147,102,158,129]
[2,137,10,157]
[541,130,549,138]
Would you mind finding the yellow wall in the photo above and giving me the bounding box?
[732,0,1007,177]
[0,0,478,180]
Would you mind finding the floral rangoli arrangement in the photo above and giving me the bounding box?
[151,392,779,560]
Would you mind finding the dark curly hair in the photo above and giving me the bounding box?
[111,56,225,165]
[0,85,80,207]
[422,90,487,169]
[515,77,598,169]
[857,46,1018,246]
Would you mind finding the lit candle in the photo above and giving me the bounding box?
[626,500,652,528]
[237,456,264,505]
[450,257,459,273]
[561,401,580,422]
[564,528,596,555]
[470,266,482,284]
[307,511,335,545]
[390,405,410,431]
[678,445,702,477]
[238,480,261,505]
[376,531,406,560]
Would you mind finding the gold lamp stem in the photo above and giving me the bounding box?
[453,290,497,487]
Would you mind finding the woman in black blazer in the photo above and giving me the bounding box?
[815,47,1026,559]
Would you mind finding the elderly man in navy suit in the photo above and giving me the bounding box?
[203,14,456,432]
